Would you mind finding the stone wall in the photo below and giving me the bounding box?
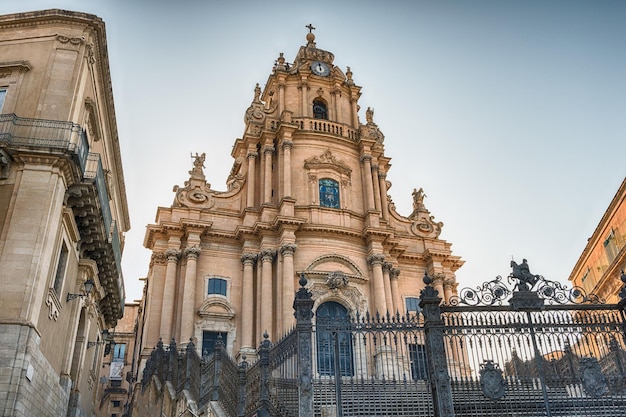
[0,323,70,417]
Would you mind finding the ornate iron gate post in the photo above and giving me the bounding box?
[237,359,248,417]
[420,273,455,417]
[294,274,315,417]
[210,337,223,401]
[257,335,271,417]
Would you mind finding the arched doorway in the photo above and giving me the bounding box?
[316,301,353,376]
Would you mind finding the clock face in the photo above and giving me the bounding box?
[311,61,330,76]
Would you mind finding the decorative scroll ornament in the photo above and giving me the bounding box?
[479,360,506,400]
[448,258,603,306]
[173,152,216,209]
[244,83,277,131]
[326,271,348,290]
[580,357,607,398]
[407,188,442,238]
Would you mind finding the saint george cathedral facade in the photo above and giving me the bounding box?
[139,29,463,365]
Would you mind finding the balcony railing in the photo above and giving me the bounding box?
[291,117,360,141]
[1,113,124,321]
[0,112,85,152]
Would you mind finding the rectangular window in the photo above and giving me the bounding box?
[113,343,126,360]
[604,231,618,263]
[0,89,6,112]
[53,243,69,295]
[409,344,428,380]
[208,278,227,296]
[111,400,121,408]
[406,297,421,313]
[581,268,593,293]
[202,331,227,357]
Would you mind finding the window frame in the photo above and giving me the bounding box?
[318,178,340,209]
[0,88,7,112]
[53,242,69,296]
[312,99,328,119]
[208,277,228,296]
[405,296,421,313]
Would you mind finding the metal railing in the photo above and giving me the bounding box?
[136,268,626,417]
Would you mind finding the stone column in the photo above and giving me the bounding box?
[378,171,389,221]
[240,253,257,352]
[180,245,201,343]
[280,244,297,332]
[160,248,181,342]
[282,140,293,198]
[372,164,382,212]
[390,268,401,315]
[246,150,258,208]
[382,262,394,316]
[432,273,445,301]
[368,254,387,315]
[360,154,375,211]
[443,278,455,305]
[263,146,274,204]
[259,249,276,339]
[144,252,167,347]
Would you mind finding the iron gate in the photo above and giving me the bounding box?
[311,266,626,417]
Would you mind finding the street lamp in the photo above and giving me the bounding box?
[88,329,117,349]
[66,278,95,302]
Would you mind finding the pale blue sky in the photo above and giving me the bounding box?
[2,1,624,301]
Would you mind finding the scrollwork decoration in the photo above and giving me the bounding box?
[448,259,604,306]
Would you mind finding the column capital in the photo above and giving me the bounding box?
[260,249,276,262]
[360,154,373,163]
[247,150,259,159]
[282,140,293,150]
[378,171,387,180]
[390,268,401,280]
[263,145,275,155]
[367,253,385,266]
[241,252,258,265]
[150,251,168,266]
[184,245,201,260]
[382,262,393,273]
[443,277,457,290]
[280,243,297,257]
[165,249,182,263]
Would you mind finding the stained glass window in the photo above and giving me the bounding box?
[319,178,340,209]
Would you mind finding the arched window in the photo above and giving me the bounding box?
[316,301,353,376]
[313,100,328,119]
[319,178,340,209]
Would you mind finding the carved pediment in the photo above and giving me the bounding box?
[301,254,366,284]
[304,149,351,177]
[198,297,235,319]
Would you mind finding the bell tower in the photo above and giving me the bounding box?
[142,26,462,362]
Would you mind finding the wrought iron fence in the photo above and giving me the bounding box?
[136,266,626,417]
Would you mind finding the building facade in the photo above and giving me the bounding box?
[0,10,129,417]
[139,29,463,366]
[569,177,626,303]
[95,302,142,417]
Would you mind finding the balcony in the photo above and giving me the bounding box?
[289,117,360,141]
[0,113,124,324]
